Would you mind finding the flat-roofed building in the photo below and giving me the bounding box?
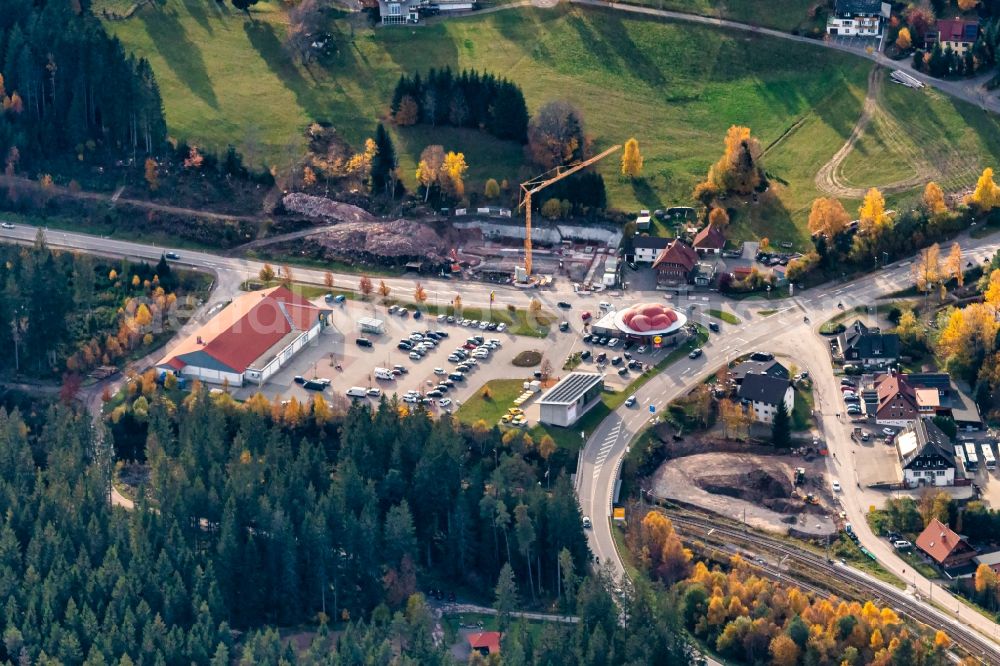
[538,372,605,427]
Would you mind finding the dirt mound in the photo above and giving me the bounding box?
[696,469,791,505]
[282,193,376,225]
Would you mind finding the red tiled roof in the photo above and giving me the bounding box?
[468,631,501,654]
[652,239,698,272]
[875,373,917,421]
[916,518,975,565]
[159,286,327,374]
[933,19,979,43]
[693,223,726,250]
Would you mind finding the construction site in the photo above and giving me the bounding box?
[265,146,626,289]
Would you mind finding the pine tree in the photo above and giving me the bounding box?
[771,398,791,448]
[370,124,397,196]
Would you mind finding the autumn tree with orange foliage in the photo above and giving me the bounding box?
[923,181,947,215]
[694,125,766,201]
[635,511,692,583]
[807,197,850,238]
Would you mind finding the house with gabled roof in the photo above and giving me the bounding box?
[738,373,793,424]
[157,286,329,387]
[916,518,977,570]
[692,224,726,255]
[837,320,899,367]
[826,0,889,36]
[896,418,955,488]
[652,239,698,287]
[926,19,980,55]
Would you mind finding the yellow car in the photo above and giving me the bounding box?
[507,407,524,416]
[500,414,513,424]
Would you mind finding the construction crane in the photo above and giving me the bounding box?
[517,144,621,280]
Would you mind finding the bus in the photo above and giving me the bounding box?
[982,443,997,471]
[964,442,979,472]
[955,445,967,472]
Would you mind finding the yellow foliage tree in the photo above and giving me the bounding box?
[258,263,276,283]
[415,145,445,202]
[769,634,800,666]
[708,207,729,229]
[378,280,391,300]
[958,0,979,10]
[808,197,850,237]
[870,627,884,651]
[639,511,692,583]
[312,394,332,426]
[934,630,951,649]
[442,151,468,199]
[913,243,941,293]
[896,27,912,50]
[144,158,159,191]
[859,187,890,232]
[968,168,1000,211]
[621,137,643,179]
[923,181,947,215]
[985,269,1000,310]
[946,242,963,287]
[484,178,500,199]
[279,264,293,288]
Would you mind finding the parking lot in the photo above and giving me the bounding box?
[827,33,882,53]
[233,298,562,414]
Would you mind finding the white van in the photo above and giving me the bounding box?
[374,367,394,381]
[346,386,367,398]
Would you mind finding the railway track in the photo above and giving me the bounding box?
[663,508,1000,664]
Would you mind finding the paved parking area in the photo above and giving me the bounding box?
[233,298,550,413]
[827,33,881,52]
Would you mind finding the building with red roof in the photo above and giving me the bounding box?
[916,518,976,569]
[926,19,980,55]
[157,286,330,387]
[467,631,502,656]
[652,239,698,286]
[692,224,726,254]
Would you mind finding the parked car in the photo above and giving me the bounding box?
[709,322,720,332]
[892,539,912,550]
[625,395,637,407]
[581,350,592,361]
[636,345,647,354]
[434,367,446,375]
[559,321,570,332]
[439,398,452,408]
[303,379,327,391]
[882,427,896,436]
[617,367,628,377]
[409,352,422,361]
[356,338,373,348]
[293,376,306,385]
[164,251,180,260]
[426,390,443,398]
[367,387,382,397]
[831,479,841,492]
[496,323,507,332]
[581,311,592,321]
[558,301,571,309]
[611,356,622,366]
[688,348,703,359]
[608,338,621,348]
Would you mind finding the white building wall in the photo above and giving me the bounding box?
[904,467,955,487]
[635,247,662,263]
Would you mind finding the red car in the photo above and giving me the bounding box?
[581,311,592,321]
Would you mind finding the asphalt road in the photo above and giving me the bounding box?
[577,233,1000,650]
[5,221,1000,647]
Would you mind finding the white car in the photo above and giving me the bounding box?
[607,338,621,348]
[433,367,446,375]
[402,394,419,404]
[0,222,13,229]
[437,314,448,322]
[582,516,592,529]
[367,387,382,398]
[473,350,490,359]
[478,321,489,330]
[636,345,647,354]
[625,395,637,407]
[439,398,452,408]
[408,352,422,361]
[831,480,842,492]
[496,323,507,332]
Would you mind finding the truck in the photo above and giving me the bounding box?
[346,387,367,398]
[374,367,395,381]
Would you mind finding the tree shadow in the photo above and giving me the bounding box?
[631,178,662,211]
[576,10,666,90]
[182,0,215,36]
[243,20,337,122]
[140,6,218,109]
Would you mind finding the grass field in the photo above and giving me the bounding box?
[838,77,1000,197]
[620,0,823,33]
[454,378,525,425]
[104,1,1000,245]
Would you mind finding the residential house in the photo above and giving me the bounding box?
[730,359,790,386]
[973,551,1000,575]
[692,224,726,255]
[926,19,980,55]
[837,320,900,367]
[826,0,889,36]
[872,371,982,429]
[157,286,329,387]
[378,0,475,25]
[652,239,698,287]
[916,518,977,570]
[633,236,670,264]
[468,632,501,657]
[738,373,794,424]
[896,418,956,488]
